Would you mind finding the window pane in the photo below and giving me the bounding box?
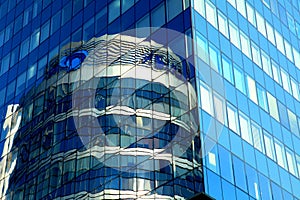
[151,3,165,28]
[246,2,256,27]
[275,30,285,54]
[16,72,26,96]
[290,78,300,100]
[274,140,286,169]
[293,47,300,69]
[108,0,120,23]
[286,149,297,176]
[251,42,261,67]
[261,51,271,76]
[194,0,205,16]
[234,66,246,94]
[213,93,226,124]
[287,109,299,135]
[284,40,293,62]
[239,113,252,144]
[196,32,208,63]
[263,131,275,160]
[281,69,291,93]
[30,29,40,51]
[240,32,250,58]
[51,11,61,34]
[271,61,281,85]
[209,43,221,73]
[251,122,264,153]
[41,21,50,42]
[200,82,213,115]
[257,85,268,111]
[222,55,234,83]
[122,0,134,13]
[167,0,182,21]
[247,75,258,104]
[236,0,246,17]
[205,1,217,28]
[227,103,238,134]
[0,54,10,75]
[218,11,228,37]
[267,92,279,121]
[256,11,266,37]
[229,22,240,48]
[266,22,275,45]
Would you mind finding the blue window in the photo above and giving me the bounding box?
[218,145,234,183]
[222,55,234,84]
[232,155,247,192]
[122,0,134,13]
[109,0,120,23]
[196,32,208,63]
[209,43,222,74]
[233,65,246,94]
[151,3,165,28]
[256,84,268,111]
[245,164,259,199]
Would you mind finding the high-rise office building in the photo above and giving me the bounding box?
[0,0,300,199]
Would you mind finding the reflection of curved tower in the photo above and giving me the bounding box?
[2,33,203,199]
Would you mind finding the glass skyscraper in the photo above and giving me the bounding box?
[0,0,300,199]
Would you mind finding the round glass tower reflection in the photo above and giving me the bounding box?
[1,31,203,199]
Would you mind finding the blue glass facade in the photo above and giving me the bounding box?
[192,0,300,199]
[0,0,300,199]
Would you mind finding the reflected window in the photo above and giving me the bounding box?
[196,32,208,63]
[251,122,264,153]
[247,75,258,104]
[209,43,221,73]
[284,40,293,62]
[227,0,236,8]
[222,55,234,83]
[20,38,29,59]
[30,29,40,51]
[246,2,256,27]
[293,47,300,69]
[287,109,299,135]
[239,112,252,144]
[218,11,228,37]
[0,54,10,76]
[240,32,250,58]
[194,0,205,16]
[51,11,61,34]
[0,88,5,106]
[275,30,285,54]
[41,21,50,42]
[286,149,297,176]
[213,93,226,124]
[205,1,217,28]
[261,51,271,76]
[296,155,300,178]
[274,140,287,169]
[109,0,120,23]
[16,72,26,96]
[263,131,275,160]
[267,92,279,121]
[251,42,261,67]
[151,3,165,28]
[200,82,213,116]
[271,61,281,85]
[256,11,266,37]
[257,85,268,111]
[236,0,246,17]
[281,69,291,93]
[266,22,275,45]
[167,0,182,21]
[290,78,300,100]
[229,22,240,48]
[122,0,134,13]
[233,65,246,94]
[227,103,239,134]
